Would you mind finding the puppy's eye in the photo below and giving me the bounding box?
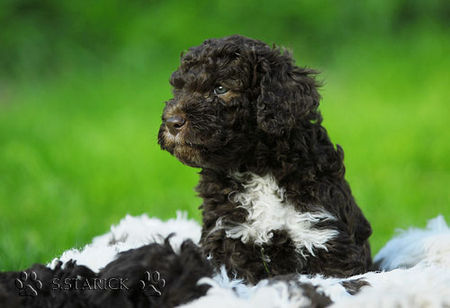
[214,86,229,95]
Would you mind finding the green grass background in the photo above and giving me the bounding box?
[0,0,449,271]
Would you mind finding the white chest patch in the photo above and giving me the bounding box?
[215,173,338,257]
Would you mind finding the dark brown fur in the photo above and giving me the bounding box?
[159,35,372,284]
[0,239,213,307]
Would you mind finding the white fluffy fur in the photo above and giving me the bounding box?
[374,215,450,270]
[332,265,450,308]
[178,266,313,308]
[215,173,338,257]
[182,264,450,308]
[49,213,450,307]
[48,211,201,272]
[179,276,312,308]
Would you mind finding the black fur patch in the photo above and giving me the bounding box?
[0,238,213,307]
[298,283,333,308]
[268,275,332,308]
[341,278,370,295]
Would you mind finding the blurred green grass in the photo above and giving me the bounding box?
[0,0,449,271]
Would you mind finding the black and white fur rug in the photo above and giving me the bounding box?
[47,212,450,307]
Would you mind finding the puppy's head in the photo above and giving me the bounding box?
[158,35,321,169]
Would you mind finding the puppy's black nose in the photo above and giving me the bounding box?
[166,116,186,136]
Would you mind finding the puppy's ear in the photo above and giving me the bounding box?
[256,54,321,135]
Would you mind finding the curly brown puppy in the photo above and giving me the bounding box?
[158,35,372,284]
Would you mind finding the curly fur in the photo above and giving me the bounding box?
[158,35,372,283]
[0,238,213,307]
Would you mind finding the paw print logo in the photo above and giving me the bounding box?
[15,271,43,297]
[139,271,165,297]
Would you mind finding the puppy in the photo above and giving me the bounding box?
[158,35,372,283]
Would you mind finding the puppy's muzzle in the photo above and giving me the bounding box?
[166,115,186,136]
